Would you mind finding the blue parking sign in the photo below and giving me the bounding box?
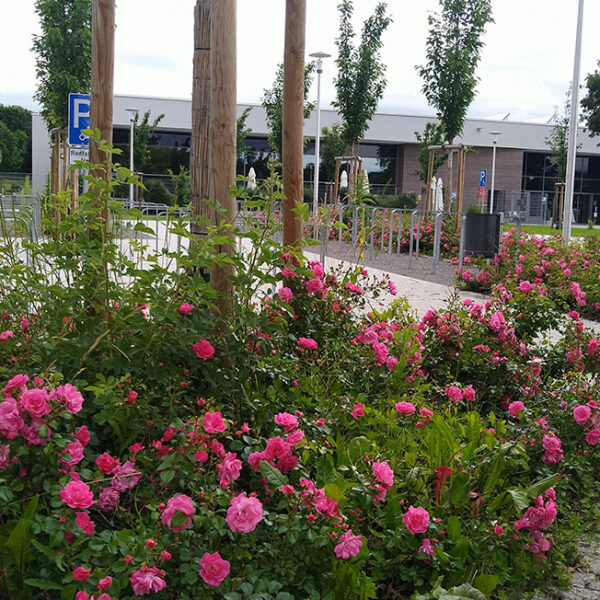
[480,169,487,187]
[68,93,90,146]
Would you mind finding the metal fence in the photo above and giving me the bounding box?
[488,191,548,225]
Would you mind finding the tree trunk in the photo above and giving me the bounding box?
[445,138,454,212]
[282,0,306,249]
[190,0,211,237]
[209,0,236,318]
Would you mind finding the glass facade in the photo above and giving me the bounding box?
[522,152,600,223]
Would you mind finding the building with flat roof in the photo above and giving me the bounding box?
[32,94,600,223]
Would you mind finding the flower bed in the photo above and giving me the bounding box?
[1,168,600,599]
[457,228,600,321]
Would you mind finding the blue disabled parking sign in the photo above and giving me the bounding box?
[68,93,90,146]
[480,169,487,187]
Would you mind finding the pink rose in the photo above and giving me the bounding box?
[198,552,230,587]
[111,460,141,491]
[277,287,293,303]
[2,373,29,397]
[519,280,533,293]
[0,331,14,342]
[274,412,299,431]
[193,339,215,360]
[76,511,95,535]
[98,576,112,589]
[588,338,599,355]
[0,397,24,439]
[95,452,119,475]
[372,460,394,488]
[75,425,90,447]
[20,388,51,418]
[395,401,416,415]
[418,538,435,556]
[61,440,85,466]
[203,411,226,433]
[225,493,263,533]
[161,494,195,532]
[334,529,363,559]
[508,401,525,418]
[306,278,324,293]
[585,428,600,446]
[73,566,91,581]
[402,505,430,534]
[217,452,242,486]
[351,403,365,420]
[573,405,591,425]
[463,385,476,402]
[75,592,89,600]
[362,328,378,345]
[446,385,463,403]
[60,480,94,509]
[98,486,119,511]
[129,566,167,595]
[388,281,398,295]
[298,337,317,350]
[178,302,194,316]
[386,356,398,371]
[372,342,388,363]
[55,383,85,414]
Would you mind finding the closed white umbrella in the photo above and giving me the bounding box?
[340,169,348,189]
[247,167,257,190]
[435,177,444,211]
[361,169,370,195]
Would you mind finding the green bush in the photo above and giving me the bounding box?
[372,192,417,209]
[144,178,172,205]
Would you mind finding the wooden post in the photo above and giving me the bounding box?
[90,0,115,187]
[62,138,69,191]
[209,0,236,317]
[70,168,79,212]
[282,0,306,249]
[425,149,435,211]
[190,0,211,237]
[333,160,340,205]
[455,147,466,222]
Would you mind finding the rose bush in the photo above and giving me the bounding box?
[0,157,599,599]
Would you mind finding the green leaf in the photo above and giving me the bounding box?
[24,578,63,591]
[241,582,253,595]
[445,583,487,600]
[259,461,288,489]
[446,516,461,542]
[169,511,188,530]
[5,494,39,570]
[324,483,344,504]
[224,594,241,600]
[524,474,561,501]
[61,584,77,600]
[133,223,156,235]
[472,574,499,596]
[508,489,530,512]
[160,470,175,484]
[347,436,371,463]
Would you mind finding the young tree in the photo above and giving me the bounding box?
[262,62,315,162]
[412,122,447,183]
[332,0,391,154]
[0,105,32,172]
[237,107,252,160]
[581,60,600,140]
[417,0,493,207]
[320,122,348,182]
[545,92,571,182]
[32,0,91,130]
[124,111,165,173]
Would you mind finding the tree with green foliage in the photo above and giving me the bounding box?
[320,122,348,182]
[169,165,191,207]
[418,0,493,145]
[581,60,600,141]
[124,111,165,173]
[418,0,493,207]
[237,107,252,160]
[261,62,315,162]
[545,91,573,182]
[0,105,32,172]
[32,0,91,130]
[412,122,448,184]
[332,0,391,154]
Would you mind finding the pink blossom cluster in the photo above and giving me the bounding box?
[248,435,299,474]
[514,489,557,556]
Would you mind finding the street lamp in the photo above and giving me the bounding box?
[309,51,331,221]
[125,107,139,206]
[489,130,501,213]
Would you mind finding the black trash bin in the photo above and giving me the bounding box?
[463,213,503,258]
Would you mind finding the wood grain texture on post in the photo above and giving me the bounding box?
[282,0,306,249]
[90,0,115,181]
[190,0,211,237]
[209,0,236,317]
[51,130,60,225]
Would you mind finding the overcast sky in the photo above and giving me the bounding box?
[2,0,600,123]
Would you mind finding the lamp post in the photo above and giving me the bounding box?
[489,130,501,214]
[563,0,585,242]
[125,107,139,206]
[309,51,330,221]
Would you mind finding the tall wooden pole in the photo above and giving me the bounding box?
[90,0,115,186]
[50,129,61,224]
[190,0,211,237]
[282,0,306,249]
[209,0,236,317]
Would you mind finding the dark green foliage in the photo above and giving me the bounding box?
[320,122,348,182]
[169,165,190,206]
[581,60,600,141]
[545,90,576,181]
[372,193,417,209]
[418,0,493,143]
[333,0,391,153]
[144,178,172,205]
[0,121,28,172]
[237,107,252,160]
[262,63,315,162]
[412,122,448,183]
[32,0,91,130]
[124,110,165,173]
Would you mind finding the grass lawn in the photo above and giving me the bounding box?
[503,223,600,238]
